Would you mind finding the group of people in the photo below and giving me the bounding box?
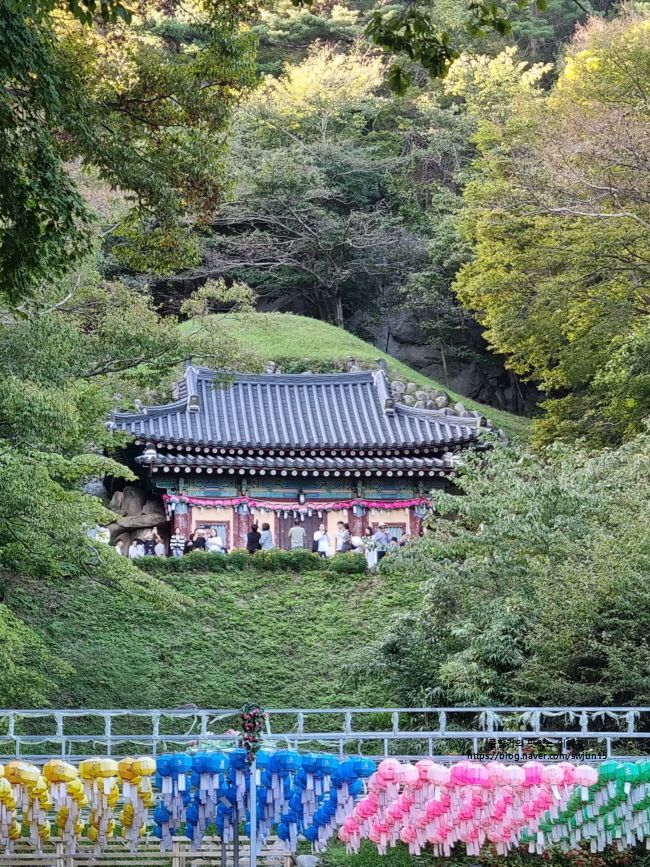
[116,520,416,568]
[114,530,166,559]
[116,527,228,559]
[246,519,414,569]
[169,528,228,557]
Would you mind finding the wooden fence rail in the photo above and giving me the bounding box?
[0,837,293,867]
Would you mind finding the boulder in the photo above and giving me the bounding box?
[142,497,164,515]
[415,390,429,401]
[425,401,437,410]
[296,857,320,867]
[402,394,415,406]
[391,380,405,394]
[405,382,417,395]
[107,522,124,544]
[386,310,424,345]
[121,486,147,516]
[112,531,131,551]
[83,478,108,501]
[108,490,124,513]
[116,512,166,531]
[414,400,426,409]
[453,402,466,414]
[447,363,485,400]
[434,395,449,409]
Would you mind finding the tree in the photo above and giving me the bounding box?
[0,0,257,304]
[449,14,650,445]
[183,46,430,327]
[349,431,650,706]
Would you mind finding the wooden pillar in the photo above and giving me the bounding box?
[409,506,423,538]
[172,504,192,538]
[348,508,365,539]
[233,507,250,549]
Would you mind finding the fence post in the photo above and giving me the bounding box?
[250,759,257,867]
[172,836,182,867]
[233,805,240,867]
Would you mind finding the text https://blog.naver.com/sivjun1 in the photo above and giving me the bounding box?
[467,741,607,761]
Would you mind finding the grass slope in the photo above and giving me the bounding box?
[2,564,417,709]
[187,313,530,440]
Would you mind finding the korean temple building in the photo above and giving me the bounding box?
[110,362,485,553]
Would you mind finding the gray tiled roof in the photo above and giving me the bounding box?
[140,452,456,472]
[111,366,481,450]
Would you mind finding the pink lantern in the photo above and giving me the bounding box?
[523,761,544,787]
[542,764,565,800]
[557,762,576,786]
[377,759,401,782]
[574,764,598,801]
[427,763,451,787]
[450,761,471,786]
[416,760,434,782]
[399,763,420,787]
[400,826,417,845]
[506,765,525,787]
[466,763,489,787]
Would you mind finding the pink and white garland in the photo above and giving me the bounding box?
[163,494,430,514]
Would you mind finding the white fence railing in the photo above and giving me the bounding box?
[0,706,648,762]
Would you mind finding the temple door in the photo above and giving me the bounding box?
[277,514,322,550]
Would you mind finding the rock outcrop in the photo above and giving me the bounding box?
[104,484,167,549]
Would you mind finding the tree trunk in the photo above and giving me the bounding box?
[334,292,344,328]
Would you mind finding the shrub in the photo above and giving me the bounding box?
[136,551,232,575]
[328,553,368,574]
[136,547,368,576]
[250,548,324,572]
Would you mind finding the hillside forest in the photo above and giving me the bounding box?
[0,0,649,717]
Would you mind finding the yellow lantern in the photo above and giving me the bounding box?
[44,760,78,784]
[133,757,156,778]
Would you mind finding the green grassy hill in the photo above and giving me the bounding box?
[1,560,415,709]
[184,313,531,440]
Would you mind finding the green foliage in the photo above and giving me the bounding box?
[322,838,650,867]
[350,432,650,706]
[0,597,68,706]
[253,0,361,76]
[136,548,368,575]
[0,0,257,303]
[450,15,650,445]
[2,558,416,707]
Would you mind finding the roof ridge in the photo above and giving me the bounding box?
[193,369,375,384]
[396,404,482,427]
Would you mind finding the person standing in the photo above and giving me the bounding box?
[115,539,126,556]
[288,519,306,549]
[128,539,144,559]
[312,523,324,553]
[362,526,377,570]
[316,523,330,558]
[154,532,166,557]
[246,523,261,554]
[260,522,274,550]
[143,532,156,556]
[170,529,186,558]
[206,530,224,553]
[335,521,346,553]
[373,523,391,562]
